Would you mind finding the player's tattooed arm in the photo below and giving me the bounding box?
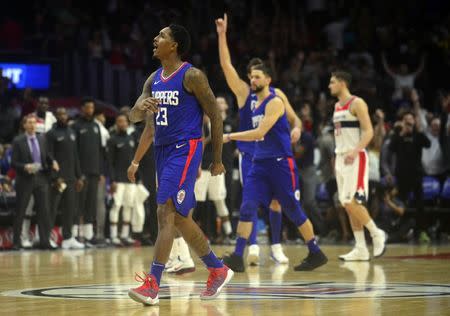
[129,71,159,123]
[225,97,284,142]
[275,88,302,143]
[184,67,224,169]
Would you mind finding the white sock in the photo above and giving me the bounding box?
[84,224,94,240]
[223,220,232,236]
[72,225,79,238]
[110,225,118,239]
[120,224,130,239]
[364,220,379,237]
[178,237,191,261]
[353,230,367,249]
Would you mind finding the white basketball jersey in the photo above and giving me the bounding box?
[333,96,361,154]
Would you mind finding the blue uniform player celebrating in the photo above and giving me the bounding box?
[222,64,328,272]
[127,24,233,306]
[216,13,302,266]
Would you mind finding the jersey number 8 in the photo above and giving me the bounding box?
[156,107,168,126]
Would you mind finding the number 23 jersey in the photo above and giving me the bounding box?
[151,62,203,146]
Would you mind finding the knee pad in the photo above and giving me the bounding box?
[283,204,307,227]
[239,200,259,222]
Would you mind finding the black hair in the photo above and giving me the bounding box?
[250,63,273,78]
[168,24,191,57]
[331,70,352,88]
[81,97,95,107]
[246,58,264,74]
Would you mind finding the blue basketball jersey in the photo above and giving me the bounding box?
[237,86,276,155]
[252,93,292,160]
[151,62,203,146]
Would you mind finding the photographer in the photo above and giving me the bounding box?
[389,111,431,241]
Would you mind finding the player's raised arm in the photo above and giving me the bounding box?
[225,97,284,142]
[129,71,160,123]
[184,67,224,176]
[275,88,302,142]
[127,113,154,183]
[216,13,250,107]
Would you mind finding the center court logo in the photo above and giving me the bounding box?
[3,282,450,300]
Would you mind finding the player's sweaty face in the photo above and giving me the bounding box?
[153,27,175,59]
[250,70,269,92]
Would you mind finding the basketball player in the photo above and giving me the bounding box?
[222,64,328,272]
[127,24,233,305]
[216,13,302,265]
[329,71,387,261]
[127,107,195,275]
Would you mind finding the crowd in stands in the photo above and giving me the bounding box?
[1,0,449,249]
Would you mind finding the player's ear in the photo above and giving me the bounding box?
[171,41,178,54]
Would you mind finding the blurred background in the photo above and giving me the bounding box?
[0,0,449,250]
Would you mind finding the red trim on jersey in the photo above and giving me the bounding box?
[357,151,366,190]
[335,96,356,112]
[161,62,188,82]
[179,138,200,188]
[287,157,296,190]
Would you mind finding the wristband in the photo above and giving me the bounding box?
[131,160,140,167]
[226,133,231,141]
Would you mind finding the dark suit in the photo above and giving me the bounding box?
[11,133,53,247]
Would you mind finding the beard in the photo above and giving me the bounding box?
[252,85,265,93]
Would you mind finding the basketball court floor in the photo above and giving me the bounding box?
[1,244,450,315]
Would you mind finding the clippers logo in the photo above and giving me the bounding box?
[177,189,186,204]
[295,189,301,201]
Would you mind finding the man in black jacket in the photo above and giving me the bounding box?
[11,114,59,249]
[107,114,138,246]
[47,108,85,249]
[389,111,431,239]
[72,98,103,245]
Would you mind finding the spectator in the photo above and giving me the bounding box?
[94,110,110,245]
[377,184,415,243]
[367,109,386,219]
[382,52,425,100]
[293,129,324,235]
[11,115,58,250]
[72,98,103,246]
[389,111,431,242]
[107,114,137,246]
[422,117,448,181]
[46,107,85,249]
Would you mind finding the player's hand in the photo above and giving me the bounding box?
[215,13,228,34]
[110,182,117,194]
[138,97,159,113]
[209,162,225,176]
[344,149,359,165]
[290,127,301,143]
[75,178,84,192]
[223,133,231,143]
[127,162,139,183]
[24,164,34,174]
[52,160,60,172]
